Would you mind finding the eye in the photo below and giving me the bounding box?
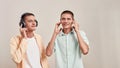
[67,18,71,20]
[61,18,66,20]
[28,20,35,23]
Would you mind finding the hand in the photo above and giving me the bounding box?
[54,22,62,35]
[72,21,79,32]
[20,27,27,38]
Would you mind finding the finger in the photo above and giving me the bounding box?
[23,30,27,38]
[57,22,61,25]
[56,22,61,28]
[72,24,75,28]
[20,28,27,33]
[73,20,79,25]
[59,28,62,31]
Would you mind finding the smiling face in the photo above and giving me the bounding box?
[60,13,74,29]
[24,15,37,31]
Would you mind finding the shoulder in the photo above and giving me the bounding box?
[10,34,21,41]
[10,34,23,44]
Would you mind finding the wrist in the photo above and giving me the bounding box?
[75,30,79,33]
[53,31,58,35]
[52,32,58,38]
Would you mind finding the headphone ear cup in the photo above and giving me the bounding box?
[35,20,38,27]
[19,19,26,28]
[22,21,26,28]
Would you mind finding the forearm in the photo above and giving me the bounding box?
[46,33,57,56]
[76,31,89,55]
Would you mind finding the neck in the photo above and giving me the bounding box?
[63,28,72,34]
[26,31,34,38]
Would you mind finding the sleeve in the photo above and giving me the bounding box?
[10,36,27,64]
[38,36,49,68]
[41,45,49,68]
[80,30,89,45]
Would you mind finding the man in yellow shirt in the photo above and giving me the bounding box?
[10,12,49,68]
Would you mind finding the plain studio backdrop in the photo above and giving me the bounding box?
[0,0,120,68]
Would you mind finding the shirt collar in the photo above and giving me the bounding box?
[59,29,75,36]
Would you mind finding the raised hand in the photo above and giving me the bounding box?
[72,21,79,32]
[54,22,62,35]
[20,27,27,38]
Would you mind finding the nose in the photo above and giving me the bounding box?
[65,20,67,22]
[63,19,68,23]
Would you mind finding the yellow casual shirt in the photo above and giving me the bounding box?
[10,33,49,68]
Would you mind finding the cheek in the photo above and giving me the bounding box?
[26,24,32,28]
[27,24,30,27]
[70,22,73,25]
[60,20,64,23]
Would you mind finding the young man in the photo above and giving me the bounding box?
[46,10,89,68]
[10,13,49,68]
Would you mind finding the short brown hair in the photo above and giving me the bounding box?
[61,10,74,19]
[19,12,35,27]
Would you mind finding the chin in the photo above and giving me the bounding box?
[32,27,36,30]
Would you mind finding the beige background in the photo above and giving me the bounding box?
[0,0,120,68]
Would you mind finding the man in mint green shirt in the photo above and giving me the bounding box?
[46,10,89,68]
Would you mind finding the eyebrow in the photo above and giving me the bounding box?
[61,17,72,19]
